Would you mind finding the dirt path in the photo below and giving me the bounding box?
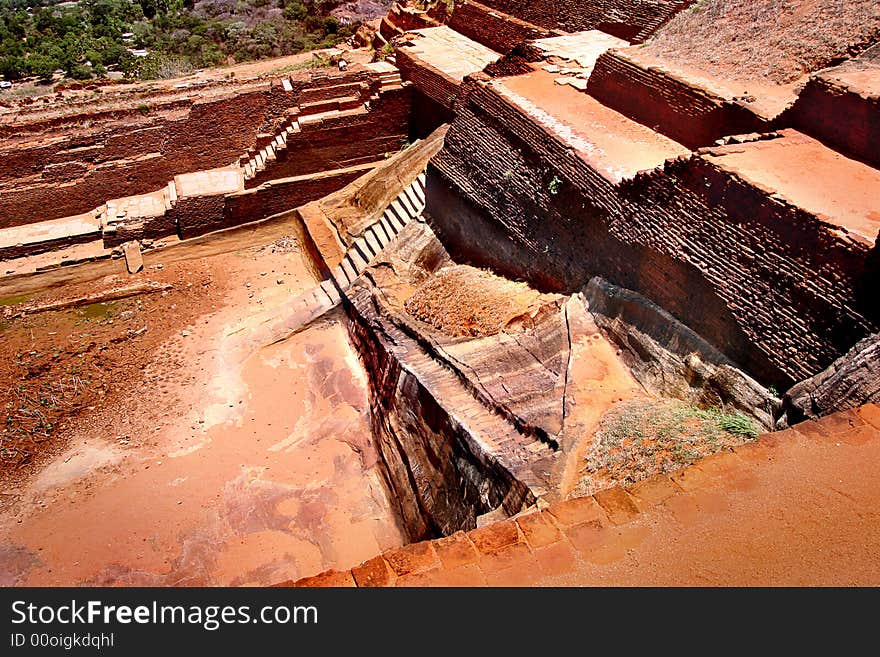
[0,233,404,586]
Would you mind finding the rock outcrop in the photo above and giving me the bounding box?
[782,334,880,424]
[583,277,780,429]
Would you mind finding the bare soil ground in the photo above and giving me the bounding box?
[0,230,404,585]
[0,261,224,487]
[646,0,880,84]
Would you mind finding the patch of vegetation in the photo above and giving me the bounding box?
[713,409,759,438]
[280,52,332,71]
[0,0,359,83]
[547,175,562,195]
[375,40,394,61]
[578,398,761,494]
[0,293,32,307]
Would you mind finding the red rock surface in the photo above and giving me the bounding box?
[288,405,880,586]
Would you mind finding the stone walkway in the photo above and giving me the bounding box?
[286,404,880,586]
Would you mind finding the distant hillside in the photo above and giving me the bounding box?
[0,0,393,82]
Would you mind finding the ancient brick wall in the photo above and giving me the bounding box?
[219,166,375,237]
[785,74,880,168]
[0,69,382,230]
[427,80,878,387]
[247,86,411,187]
[474,0,693,42]
[587,50,767,148]
[395,48,462,110]
[0,88,285,228]
[379,3,443,41]
[448,0,553,54]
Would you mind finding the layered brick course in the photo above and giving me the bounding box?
[587,49,769,148]
[448,0,554,54]
[427,77,878,386]
[785,65,880,168]
[473,0,694,43]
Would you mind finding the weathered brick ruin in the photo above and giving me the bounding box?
[2,0,878,586]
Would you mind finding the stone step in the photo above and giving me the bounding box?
[397,189,419,217]
[339,257,358,285]
[378,216,395,241]
[389,199,411,224]
[319,279,341,304]
[384,208,404,233]
[372,221,391,247]
[332,263,350,287]
[363,228,382,256]
[281,78,293,92]
[403,185,424,213]
[347,244,369,272]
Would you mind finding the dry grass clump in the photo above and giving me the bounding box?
[646,0,880,84]
[404,265,537,337]
[572,398,758,497]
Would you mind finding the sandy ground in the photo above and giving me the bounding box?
[0,231,404,586]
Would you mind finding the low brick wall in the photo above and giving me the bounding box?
[395,48,464,111]
[379,3,443,41]
[785,73,880,168]
[587,50,767,148]
[473,0,693,43]
[448,0,553,54]
[0,69,386,229]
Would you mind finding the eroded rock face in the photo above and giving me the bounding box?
[583,277,780,429]
[783,333,880,424]
[345,222,545,539]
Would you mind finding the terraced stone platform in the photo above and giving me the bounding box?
[495,70,690,182]
[699,130,880,245]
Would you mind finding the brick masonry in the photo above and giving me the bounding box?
[448,1,554,55]
[426,78,878,387]
[587,49,769,148]
[472,0,693,43]
[785,70,880,169]
[0,68,402,230]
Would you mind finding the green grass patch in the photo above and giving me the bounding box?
[0,293,32,307]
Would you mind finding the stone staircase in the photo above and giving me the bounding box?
[269,172,428,337]
[330,171,424,290]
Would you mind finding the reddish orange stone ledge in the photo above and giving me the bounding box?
[274,404,880,587]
